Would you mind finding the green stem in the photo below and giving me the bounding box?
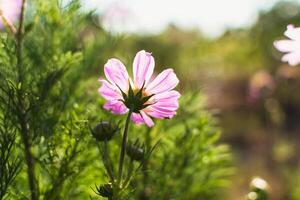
[143,129,151,187]
[16,1,38,200]
[117,109,133,187]
[20,124,38,200]
[102,141,114,182]
[16,0,26,83]
[123,159,134,188]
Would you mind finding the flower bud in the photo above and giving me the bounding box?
[96,183,113,198]
[126,140,145,161]
[91,121,119,142]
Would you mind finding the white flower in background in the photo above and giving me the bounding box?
[274,24,300,66]
[250,177,269,190]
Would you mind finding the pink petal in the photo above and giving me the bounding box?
[103,100,128,115]
[140,111,154,127]
[104,58,129,92]
[145,90,180,119]
[151,102,179,111]
[149,106,177,114]
[145,69,179,94]
[153,90,181,101]
[282,52,300,66]
[274,40,300,52]
[133,50,155,89]
[284,24,300,40]
[98,79,122,100]
[145,106,176,119]
[131,113,144,124]
[151,91,180,110]
[130,111,154,127]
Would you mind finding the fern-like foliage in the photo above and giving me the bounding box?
[131,94,234,200]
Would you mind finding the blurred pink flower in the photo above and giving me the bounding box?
[0,0,22,29]
[248,70,275,102]
[99,50,180,127]
[274,25,300,66]
[100,3,131,33]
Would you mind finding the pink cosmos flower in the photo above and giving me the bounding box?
[0,0,22,29]
[98,50,180,127]
[274,24,300,66]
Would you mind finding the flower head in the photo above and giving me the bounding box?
[274,24,300,66]
[250,177,269,191]
[0,0,22,29]
[98,50,180,127]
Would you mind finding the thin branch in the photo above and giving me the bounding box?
[15,1,39,200]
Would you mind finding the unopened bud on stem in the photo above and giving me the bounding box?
[91,121,119,142]
[95,183,113,198]
[126,139,145,161]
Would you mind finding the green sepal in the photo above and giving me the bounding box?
[117,82,155,113]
